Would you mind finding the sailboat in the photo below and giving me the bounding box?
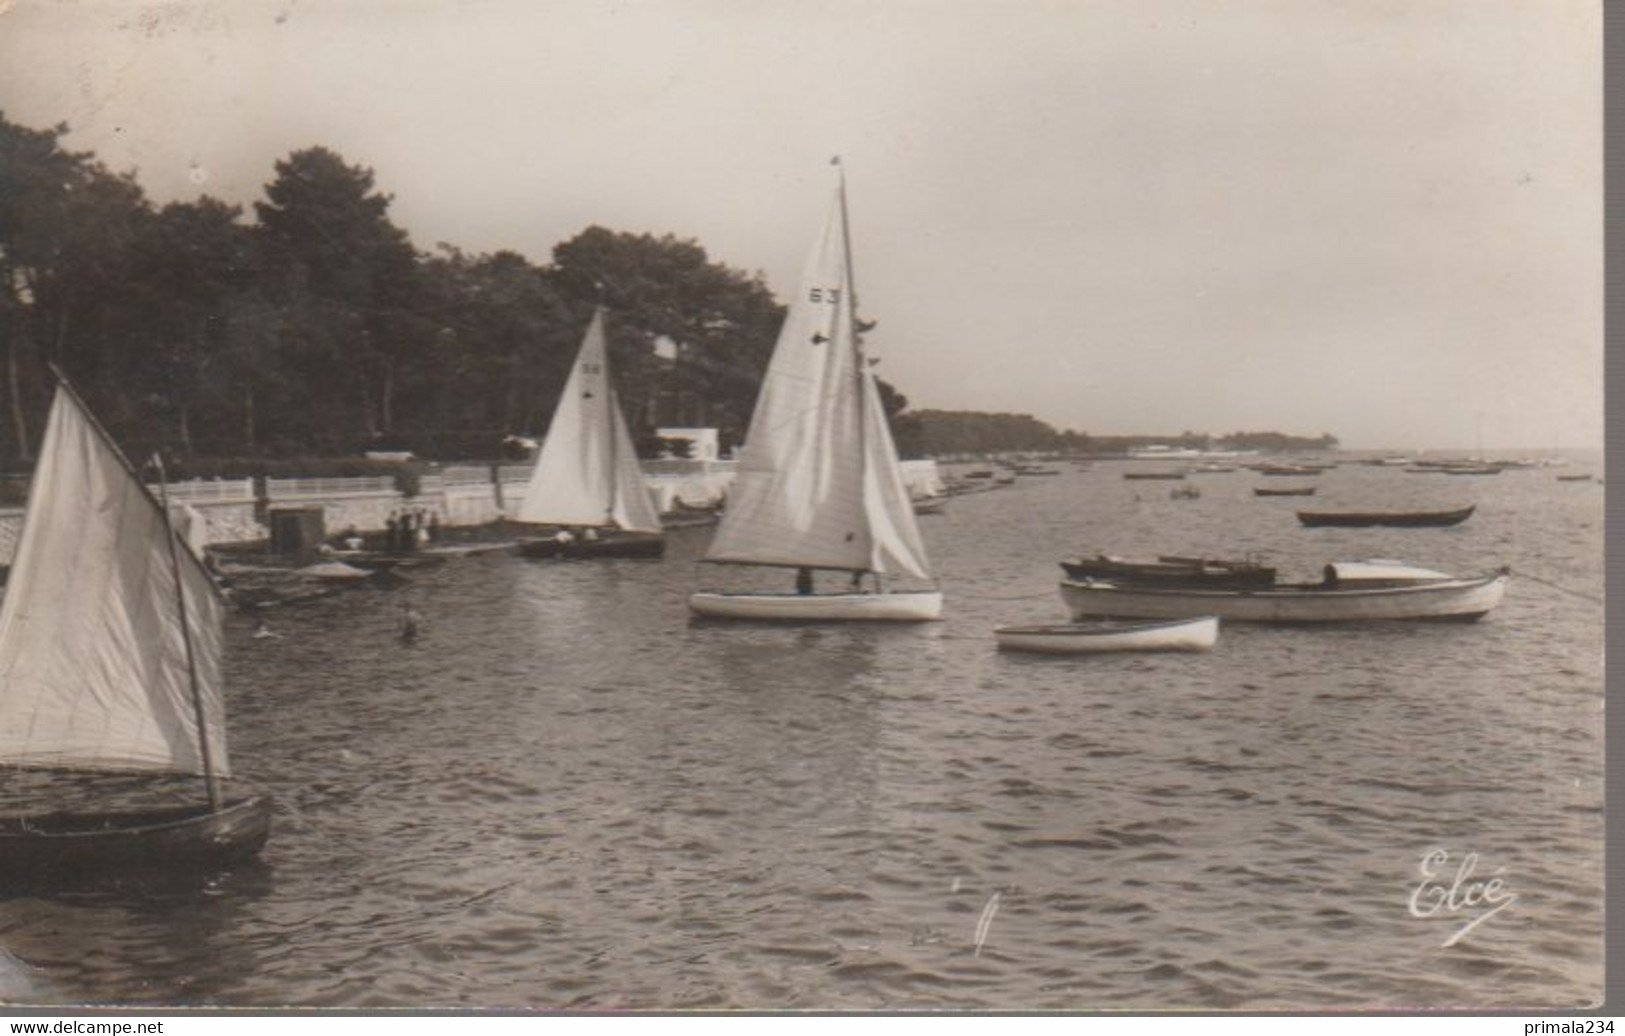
[689,166,942,621]
[0,374,272,880]
[514,307,665,559]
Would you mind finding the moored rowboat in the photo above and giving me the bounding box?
[1060,566,1508,623]
[995,616,1218,654]
[1059,554,1276,589]
[1296,505,1474,528]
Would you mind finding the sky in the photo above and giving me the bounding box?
[0,0,1602,450]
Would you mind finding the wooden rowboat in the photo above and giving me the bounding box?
[995,616,1218,654]
[1060,564,1508,623]
[1295,505,1474,528]
[1059,554,1276,589]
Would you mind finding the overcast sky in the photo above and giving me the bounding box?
[0,0,1601,449]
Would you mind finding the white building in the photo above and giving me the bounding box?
[657,427,720,462]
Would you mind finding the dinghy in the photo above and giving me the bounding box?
[515,308,665,559]
[690,163,941,621]
[995,616,1219,654]
[1296,505,1475,528]
[0,375,271,880]
[1060,562,1508,623]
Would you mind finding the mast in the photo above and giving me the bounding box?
[834,157,872,582]
[154,456,223,811]
[45,366,224,806]
[601,307,618,528]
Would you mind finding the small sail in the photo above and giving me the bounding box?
[860,370,933,578]
[0,387,229,776]
[516,309,662,533]
[704,186,873,571]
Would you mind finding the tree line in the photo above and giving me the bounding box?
[1,113,892,470]
[904,410,1338,456]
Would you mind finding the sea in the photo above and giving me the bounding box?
[0,459,1605,1010]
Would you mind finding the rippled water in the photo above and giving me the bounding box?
[0,462,1604,1009]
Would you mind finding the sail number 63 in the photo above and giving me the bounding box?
[808,287,842,304]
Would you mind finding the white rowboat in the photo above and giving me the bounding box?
[995,616,1218,654]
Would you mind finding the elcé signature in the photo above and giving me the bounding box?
[1408,848,1517,947]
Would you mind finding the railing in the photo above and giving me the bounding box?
[442,465,499,487]
[641,459,738,476]
[266,476,398,498]
[148,478,257,504]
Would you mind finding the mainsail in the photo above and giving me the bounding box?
[516,308,662,533]
[704,178,933,578]
[0,385,229,776]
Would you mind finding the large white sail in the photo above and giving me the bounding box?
[0,386,230,776]
[704,185,873,571]
[860,370,933,579]
[516,309,662,533]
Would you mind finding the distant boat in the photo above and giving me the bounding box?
[995,616,1219,654]
[1254,486,1317,497]
[514,309,665,559]
[1060,554,1276,589]
[1257,464,1322,476]
[1124,471,1186,481]
[0,374,272,881]
[690,165,940,622]
[1060,561,1508,623]
[1557,474,1595,483]
[1296,505,1475,528]
[1126,445,1202,461]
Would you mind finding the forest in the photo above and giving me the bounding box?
[0,113,884,469]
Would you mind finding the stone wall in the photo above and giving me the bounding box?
[0,458,945,564]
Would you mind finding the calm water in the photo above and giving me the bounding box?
[0,462,1604,1010]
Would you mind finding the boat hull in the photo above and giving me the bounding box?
[689,590,944,622]
[1059,572,1508,623]
[1296,506,1475,528]
[1059,556,1276,589]
[0,796,273,880]
[995,616,1219,654]
[517,532,666,559]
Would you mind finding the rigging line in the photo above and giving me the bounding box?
[1508,567,1604,606]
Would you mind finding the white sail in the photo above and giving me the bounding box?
[706,176,934,579]
[0,386,230,776]
[860,370,933,578]
[516,309,662,533]
[704,185,874,571]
